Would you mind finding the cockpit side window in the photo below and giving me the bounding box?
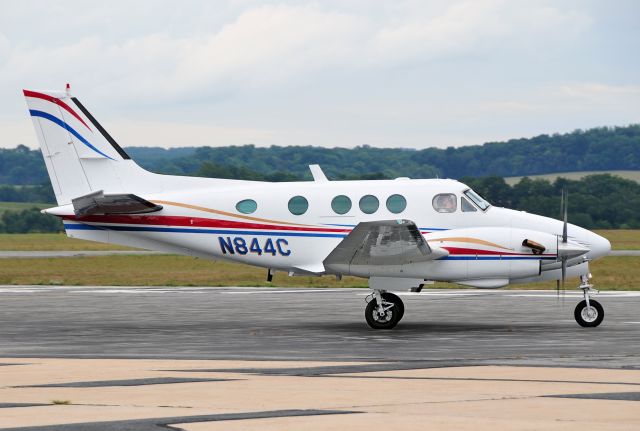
[461,196,477,212]
[463,189,490,211]
[432,193,457,213]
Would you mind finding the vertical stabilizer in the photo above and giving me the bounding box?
[24,86,133,204]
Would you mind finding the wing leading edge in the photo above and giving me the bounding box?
[323,220,448,277]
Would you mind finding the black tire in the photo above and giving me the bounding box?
[383,292,405,322]
[574,299,604,327]
[365,292,404,329]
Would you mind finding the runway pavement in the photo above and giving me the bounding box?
[1,286,639,367]
[2,286,640,430]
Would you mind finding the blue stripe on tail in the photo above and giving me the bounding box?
[29,109,115,160]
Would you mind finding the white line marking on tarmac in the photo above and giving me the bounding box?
[223,289,352,294]
[512,292,640,298]
[0,289,42,293]
[359,292,483,297]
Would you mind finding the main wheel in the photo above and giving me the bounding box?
[365,292,404,329]
[574,299,604,327]
[383,292,404,322]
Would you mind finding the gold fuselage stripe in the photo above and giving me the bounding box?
[152,200,311,227]
[427,236,509,250]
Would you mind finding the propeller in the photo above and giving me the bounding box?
[557,188,568,300]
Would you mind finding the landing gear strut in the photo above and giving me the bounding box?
[574,274,604,327]
[365,290,404,329]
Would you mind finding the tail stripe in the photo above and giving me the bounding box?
[29,109,115,160]
[23,90,92,132]
[71,97,131,160]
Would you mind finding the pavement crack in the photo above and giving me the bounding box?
[344,394,538,410]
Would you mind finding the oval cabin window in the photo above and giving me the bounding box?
[331,195,352,215]
[386,194,407,214]
[288,196,309,215]
[236,199,257,214]
[359,195,379,214]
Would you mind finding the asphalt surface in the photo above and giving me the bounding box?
[1,286,639,368]
[1,410,357,431]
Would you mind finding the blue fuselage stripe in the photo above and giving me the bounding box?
[63,223,347,238]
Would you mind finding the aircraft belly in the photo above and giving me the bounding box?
[465,258,541,279]
[341,259,467,279]
[345,258,541,281]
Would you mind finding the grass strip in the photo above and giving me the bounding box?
[0,255,636,290]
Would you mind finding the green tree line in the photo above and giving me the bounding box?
[0,208,62,233]
[4,124,639,184]
[462,175,640,229]
[1,173,637,232]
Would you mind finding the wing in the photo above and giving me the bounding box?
[323,220,447,275]
[71,190,163,216]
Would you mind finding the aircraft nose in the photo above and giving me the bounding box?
[588,231,611,259]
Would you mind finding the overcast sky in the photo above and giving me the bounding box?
[1,0,638,150]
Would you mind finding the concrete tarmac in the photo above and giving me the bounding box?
[2,286,640,430]
[0,286,639,367]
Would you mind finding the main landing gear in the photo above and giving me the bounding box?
[365,290,405,329]
[574,274,604,327]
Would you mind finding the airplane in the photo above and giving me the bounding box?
[23,85,611,329]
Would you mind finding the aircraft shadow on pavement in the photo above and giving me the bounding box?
[293,320,560,334]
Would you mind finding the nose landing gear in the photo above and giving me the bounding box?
[574,274,604,327]
[365,290,405,329]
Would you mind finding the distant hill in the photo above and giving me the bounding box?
[504,170,640,185]
[1,124,639,184]
[2,125,640,230]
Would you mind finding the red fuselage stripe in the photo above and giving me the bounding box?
[442,246,554,256]
[63,214,352,233]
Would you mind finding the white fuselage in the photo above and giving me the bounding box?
[61,174,611,288]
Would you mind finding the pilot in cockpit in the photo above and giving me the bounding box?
[433,193,457,213]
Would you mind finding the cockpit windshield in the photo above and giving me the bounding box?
[463,189,490,211]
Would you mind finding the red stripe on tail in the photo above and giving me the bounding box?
[24,90,92,132]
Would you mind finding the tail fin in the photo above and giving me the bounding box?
[24,85,137,204]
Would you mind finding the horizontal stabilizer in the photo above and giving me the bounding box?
[71,190,162,216]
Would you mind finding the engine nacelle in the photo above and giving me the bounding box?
[422,226,558,282]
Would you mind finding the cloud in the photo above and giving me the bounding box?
[0,32,10,66]
[1,1,637,151]
[560,83,640,102]
[172,5,368,96]
[110,118,276,148]
[0,1,594,105]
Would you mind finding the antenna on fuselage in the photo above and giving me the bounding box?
[309,164,328,182]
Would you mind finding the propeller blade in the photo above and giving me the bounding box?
[562,189,568,243]
[557,188,568,303]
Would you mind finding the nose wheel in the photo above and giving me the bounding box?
[365,291,405,329]
[574,274,604,327]
[574,299,603,327]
